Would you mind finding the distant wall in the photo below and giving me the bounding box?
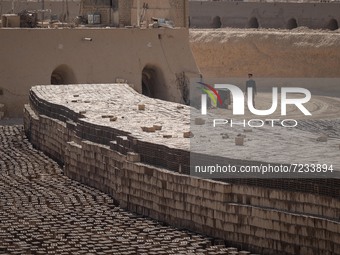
[190,30,340,78]
[189,1,340,30]
[0,28,199,117]
[80,0,189,27]
[117,0,132,26]
[0,0,188,27]
[2,1,339,29]
[0,0,81,22]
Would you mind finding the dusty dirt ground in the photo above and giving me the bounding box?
[189,28,340,79]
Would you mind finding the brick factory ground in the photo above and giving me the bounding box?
[28,84,340,174]
[0,125,249,255]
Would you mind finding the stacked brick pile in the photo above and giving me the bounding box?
[23,84,340,255]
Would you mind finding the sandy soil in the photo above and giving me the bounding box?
[189,28,340,78]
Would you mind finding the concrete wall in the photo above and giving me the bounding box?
[189,1,340,30]
[0,28,199,117]
[2,28,340,118]
[23,87,340,255]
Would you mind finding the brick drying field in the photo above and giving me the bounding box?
[0,125,254,255]
[22,84,340,255]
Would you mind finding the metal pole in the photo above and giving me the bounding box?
[137,0,140,27]
[109,0,111,25]
[66,0,69,23]
[42,0,45,22]
[184,0,188,28]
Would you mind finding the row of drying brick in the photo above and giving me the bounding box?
[25,105,340,223]
[29,90,81,122]
[63,140,260,254]
[3,125,249,255]
[71,148,340,222]
[28,89,340,198]
[24,101,340,255]
[61,125,340,255]
[218,178,340,199]
[25,104,339,222]
[29,89,189,173]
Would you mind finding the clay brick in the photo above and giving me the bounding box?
[127,152,141,162]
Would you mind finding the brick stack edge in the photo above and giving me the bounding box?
[23,87,340,255]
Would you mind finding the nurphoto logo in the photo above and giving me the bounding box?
[198,82,312,128]
[200,83,311,116]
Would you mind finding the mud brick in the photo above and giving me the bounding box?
[117,144,128,155]
[143,166,154,176]
[153,125,162,131]
[316,135,328,142]
[66,120,77,131]
[167,160,180,172]
[141,126,156,133]
[116,136,129,147]
[138,104,145,111]
[183,131,194,138]
[239,252,251,255]
[194,118,206,125]
[127,152,141,162]
[109,140,118,151]
[235,137,244,146]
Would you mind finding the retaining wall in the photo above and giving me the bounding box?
[23,86,340,255]
[0,28,199,117]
